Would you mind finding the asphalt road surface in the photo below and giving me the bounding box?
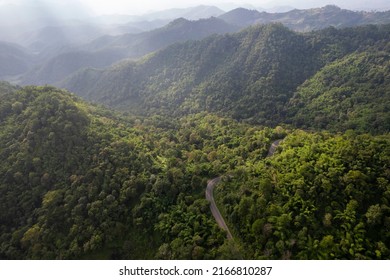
[206,139,282,240]
[205,177,233,240]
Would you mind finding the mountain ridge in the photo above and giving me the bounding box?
[219,5,390,31]
[61,23,390,133]
[20,17,239,86]
[3,5,389,87]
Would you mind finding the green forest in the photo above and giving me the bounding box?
[215,131,390,259]
[0,21,390,260]
[0,83,389,259]
[62,24,390,133]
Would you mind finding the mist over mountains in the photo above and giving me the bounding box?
[0,3,389,86]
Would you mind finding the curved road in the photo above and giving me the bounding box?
[206,139,282,240]
[205,177,234,240]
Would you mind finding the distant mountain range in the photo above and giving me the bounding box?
[219,5,390,31]
[92,5,225,24]
[130,5,224,21]
[1,5,389,88]
[0,41,34,79]
[84,17,238,55]
[20,17,238,85]
[256,0,390,11]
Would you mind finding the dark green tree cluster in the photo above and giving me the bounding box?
[0,86,155,259]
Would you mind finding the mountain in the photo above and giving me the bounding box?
[85,17,238,55]
[0,42,34,80]
[92,5,225,25]
[21,17,238,85]
[259,0,390,11]
[114,19,171,34]
[21,49,125,86]
[289,47,390,133]
[219,5,390,31]
[19,23,109,52]
[63,23,313,121]
[61,24,390,133]
[141,5,225,21]
[85,17,238,52]
[11,5,390,87]
[218,8,263,27]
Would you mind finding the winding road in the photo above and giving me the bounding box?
[205,177,234,240]
[205,139,282,240]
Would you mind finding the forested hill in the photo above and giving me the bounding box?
[0,85,250,259]
[0,81,20,96]
[62,23,390,134]
[20,17,238,86]
[84,17,238,54]
[288,48,390,133]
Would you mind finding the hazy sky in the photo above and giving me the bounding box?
[0,0,388,15]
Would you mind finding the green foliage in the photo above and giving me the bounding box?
[0,86,279,259]
[0,81,19,95]
[0,86,156,259]
[289,45,390,133]
[215,130,390,259]
[1,85,389,260]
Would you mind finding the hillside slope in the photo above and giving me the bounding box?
[0,42,33,79]
[62,24,390,132]
[21,17,238,86]
[0,86,238,259]
[289,46,390,133]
